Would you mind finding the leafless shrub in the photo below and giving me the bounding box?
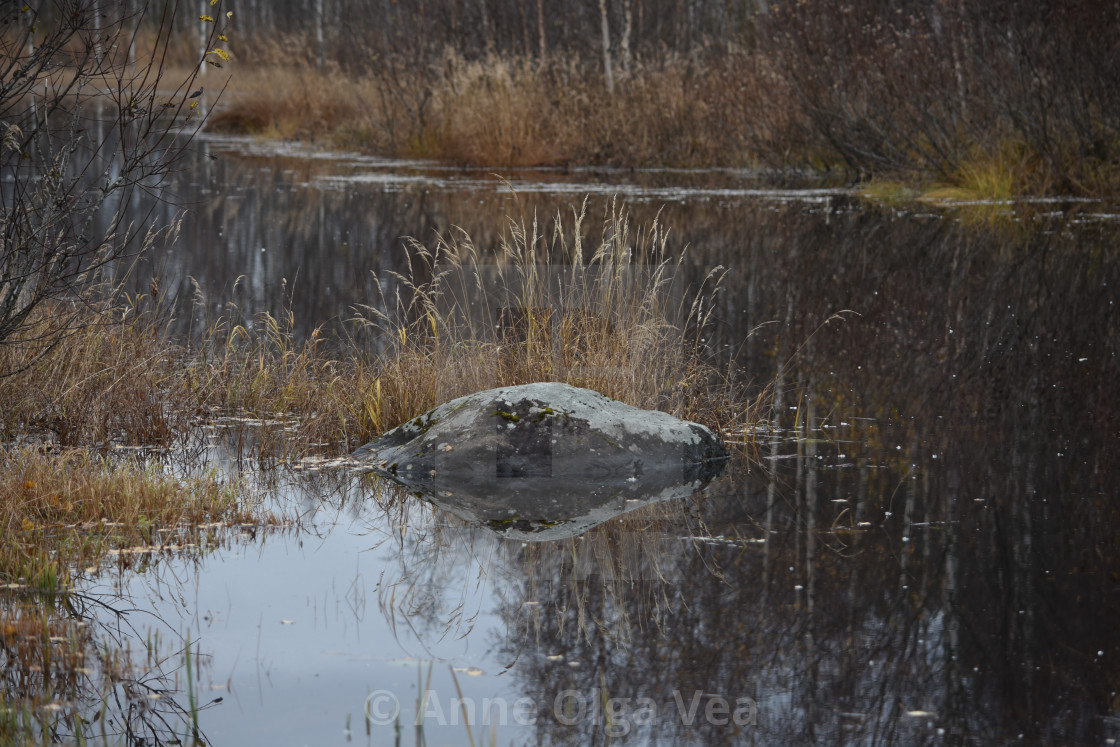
[0,1,231,356]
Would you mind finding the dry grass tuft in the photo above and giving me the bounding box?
[183,303,360,455]
[351,200,747,440]
[0,299,190,448]
[206,62,367,144]
[0,446,250,591]
[426,54,565,165]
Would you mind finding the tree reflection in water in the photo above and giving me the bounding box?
[365,204,1119,744]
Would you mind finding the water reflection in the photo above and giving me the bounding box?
[401,473,721,542]
[136,134,845,349]
[62,135,1120,743]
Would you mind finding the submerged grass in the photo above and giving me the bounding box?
[0,446,257,745]
[1,604,113,745]
[1,585,225,745]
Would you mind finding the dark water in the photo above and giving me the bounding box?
[56,135,1120,744]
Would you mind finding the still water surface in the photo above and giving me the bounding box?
[72,134,1120,744]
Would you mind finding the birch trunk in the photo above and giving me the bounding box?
[536,0,546,62]
[621,0,633,75]
[598,0,614,93]
[315,0,325,70]
[93,0,102,63]
[479,0,493,53]
[199,1,207,76]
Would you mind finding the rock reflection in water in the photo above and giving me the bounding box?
[392,470,723,541]
[355,382,729,540]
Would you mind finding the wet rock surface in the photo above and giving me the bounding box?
[352,382,729,539]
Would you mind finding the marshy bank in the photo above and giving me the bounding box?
[197,1,1120,198]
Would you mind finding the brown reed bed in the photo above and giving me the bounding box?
[2,204,750,461]
[205,48,767,170]
[0,297,191,450]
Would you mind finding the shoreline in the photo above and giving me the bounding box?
[199,55,1120,203]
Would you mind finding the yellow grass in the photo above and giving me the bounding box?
[921,142,1045,204]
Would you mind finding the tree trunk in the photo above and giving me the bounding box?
[315,0,325,70]
[92,0,102,62]
[512,0,526,57]
[621,0,633,75]
[479,0,493,54]
[598,0,614,93]
[127,0,137,69]
[199,1,207,76]
[536,0,546,63]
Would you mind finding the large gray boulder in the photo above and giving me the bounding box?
[352,382,729,540]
